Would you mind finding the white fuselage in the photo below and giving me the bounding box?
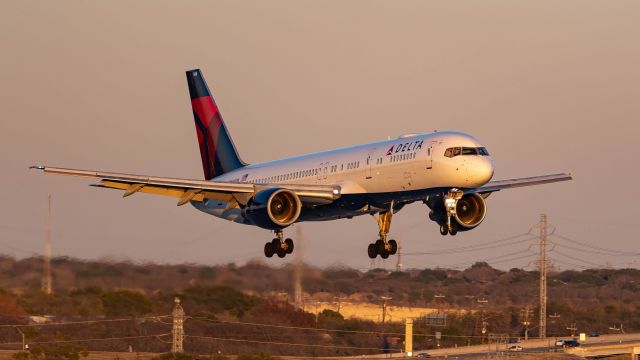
[215,131,493,194]
[194,131,494,224]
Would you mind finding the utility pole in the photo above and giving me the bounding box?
[520,306,533,340]
[567,323,577,337]
[549,313,561,337]
[481,317,488,345]
[171,297,185,353]
[42,195,52,295]
[537,214,549,339]
[381,296,392,324]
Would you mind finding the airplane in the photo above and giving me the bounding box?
[31,69,572,259]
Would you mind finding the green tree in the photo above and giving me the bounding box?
[101,290,152,317]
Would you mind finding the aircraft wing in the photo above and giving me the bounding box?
[468,173,572,194]
[30,165,341,206]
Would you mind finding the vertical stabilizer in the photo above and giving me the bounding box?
[186,69,246,180]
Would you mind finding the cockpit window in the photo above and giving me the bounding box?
[461,147,477,155]
[444,147,490,157]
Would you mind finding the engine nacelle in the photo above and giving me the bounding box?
[427,193,487,231]
[453,193,487,229]
[242,188,302,230]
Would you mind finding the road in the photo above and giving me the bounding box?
[417,333,640,359]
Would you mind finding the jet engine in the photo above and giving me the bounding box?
[242,188,302,230]
[453,193,487,229]
[426,193,487,234]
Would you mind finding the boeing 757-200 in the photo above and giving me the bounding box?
[32,69,572,259]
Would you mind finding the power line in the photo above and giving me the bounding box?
[0,333,170,346]
[551,234,640,256]
[187,335,392,352]
[551,249,607,268]
[436,248,537,269]
[0,315,171,328]
[404,233,535,256]
[187,317,504,339]
[553,242,639,257]
[549,258,592,270]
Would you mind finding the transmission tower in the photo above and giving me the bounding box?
[536,214,549,339]
[42,195,52,295]
[293,226,303,310]
[171,297,185,353]
[395,241,403,272]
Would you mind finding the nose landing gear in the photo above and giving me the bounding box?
[264,230,294,258]
[367,210,399,259]
[442,189,463,235]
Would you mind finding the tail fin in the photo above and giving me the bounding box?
[186,69,246,180]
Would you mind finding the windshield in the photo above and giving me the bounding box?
[444,147,490,158]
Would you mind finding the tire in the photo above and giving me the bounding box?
[380,250,390,259]
[264,242,274,258]
[375,239,386,254]
[285,238,294,254]
[271,238,280,249]
[367,243,377,259]
[449,225,458,236]
[276,247,286,258]
[388,239,398,255]
[439,225,448,236]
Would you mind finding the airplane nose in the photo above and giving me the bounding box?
[467,157,494,185]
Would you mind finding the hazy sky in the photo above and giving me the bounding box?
[1,1,639,271]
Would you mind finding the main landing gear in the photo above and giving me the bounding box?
[264,229,294,258]
[367,210,398,259]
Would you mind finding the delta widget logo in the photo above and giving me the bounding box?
[386,140,424,156]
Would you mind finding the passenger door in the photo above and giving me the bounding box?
[366,148,376,179]
[426,143,433,169]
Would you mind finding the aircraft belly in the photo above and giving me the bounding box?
[191,200,251,225]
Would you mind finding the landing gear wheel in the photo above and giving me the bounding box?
[285,238,294,254]
[375,239,386,254]
[380,250,390,259]
[449,225,458,236]
[264,242,274,258]
[388,239,398,255]
[272,238,286,258]
[439,225,449,236]
[367,243,377,259]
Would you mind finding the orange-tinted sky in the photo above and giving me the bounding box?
[1,1,638,270]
